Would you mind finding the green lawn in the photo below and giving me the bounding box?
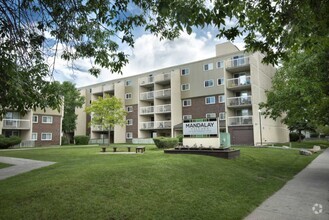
[0,162,11,169]
[0,145,320,220]
[275,139,329,149]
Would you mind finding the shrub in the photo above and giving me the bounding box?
[74,135,90,145]
[289,132,305,142]
[0,135,22,149]
[61,136,70,145]
[310,133,319,138]
[153,137,179,149]
[176,134,183,143]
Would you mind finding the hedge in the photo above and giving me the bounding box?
[0,135,22,149]
[289,132,305,142]
[153,137,179,149]
[74,135,90,145]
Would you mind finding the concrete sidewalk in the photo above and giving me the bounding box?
[0,156,55,180]
[244,148,329,220]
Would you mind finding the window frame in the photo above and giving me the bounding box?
[203,63,213,71]
[205,96,216,105]
[31,132,38,140]
[32,115,38,123]
[126,106,133,112]
[125,93,132,99]
[217,78,224,86]
[182,99,192,107]
[125,80,132,86]
[181,68,190,76]
[41,133,52,141]
[181,83,190,91]
[127,119,133,126]
[219,112,226,121]
[217,60,224,68]
[42,116,53,124]
[218,95,225,103]
[204,79,214,88]
[126,132,133,139]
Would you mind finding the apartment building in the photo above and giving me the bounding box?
[0,108,63,147]
[76,42,289,145]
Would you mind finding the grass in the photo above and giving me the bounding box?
[275,139,329,149]
[0,162,11,169]
[0,144,320,220]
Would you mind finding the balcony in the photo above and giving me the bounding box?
[227,96,252,108]
[92,86,103,94]
[140,121,171,130]
[226,56,250,72]
[228,116,253,126]
[103,84,114,92]
[155,73,171,84]
[227,76,251,90]
[91,125,112,132]
[2,119,30,130]
[154,89,171,99]
[140,91,154,101]
[155,104,171,114]
[140,106,154,115]
[140,76,154,86]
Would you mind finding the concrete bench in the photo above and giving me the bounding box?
[100,146,144,153]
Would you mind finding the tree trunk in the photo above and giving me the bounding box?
[298,130,302,142]
[108,126,111,146]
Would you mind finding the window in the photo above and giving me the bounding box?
[181,68,190,76]
[42,116,53,124]
[125,80,132,86]
[204,79,214,88]
[126,106,133,112]
[219,95,225,103]
[217,78,224,85]
[206,113,216,119]
[182,99,191,107]
[219,112,226,121]
[127,119,133,126]
[41,133,52,140]
[32,115,38,123]
[31,133,38,140]
[181,83,190,91]
[125,93,132,99]
[205,96,216,104]
[217,61,224,68]
[126,132,133,139]
[203,63,213,71]
[183,115,192,120]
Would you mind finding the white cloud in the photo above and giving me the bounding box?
[50,29,245,87]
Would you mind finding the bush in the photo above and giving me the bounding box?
[176,134,183,143]
[289,132,305,142]
[61,136,70,145]
[153,137,179,149]
[0,135,22,149]
[74,135,90,145]
[310,133,319,138]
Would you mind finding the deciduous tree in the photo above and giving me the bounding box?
[85,95,127,145]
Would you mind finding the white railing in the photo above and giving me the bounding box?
[103,84,114,91]
[141,121,171,129]
[227,76,251,88]
[226,56,250,68]
[155,104,171,113]
[155,73,171,82]
[140,76,154,85]
[154,89,171,98]
[227,96,252,107]
[140,91,154,100]
[91,125,113,131]
[13,140,35,148]
[228,116,253,126]
[140,106,154,115]
[2,119,30,129]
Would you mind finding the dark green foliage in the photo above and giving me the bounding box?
[310,133,319,138]
[177,134,183,143]
[0,135,22,149]
[153,137,179,149]
[74,136,90,145]
[61,136,70,145]
[289,133,305,142]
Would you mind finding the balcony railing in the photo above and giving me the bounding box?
[226,56,250,69]
[155,73,171,82]
[228,116,253,126]
[91,125,113,131]
[140,106,154,115]
[140,76,154,85]
[2,119,30,129]
[154,89,171,99]
[141,121,171,129]
[227,76,251,89]
[140,91,154,100]
[155,104,171,113]
[227,96,252,107]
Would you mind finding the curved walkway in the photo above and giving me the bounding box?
[0,156,55,180]
[244,148,329,220]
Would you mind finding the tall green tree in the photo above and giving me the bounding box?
[260,50,329,140]
[60,82,85,142]
[85,95,127,146]
[1,0,328,117]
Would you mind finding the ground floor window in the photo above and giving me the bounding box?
[41,133,52,140]
[126,132,133,139]
[31,133,38,140]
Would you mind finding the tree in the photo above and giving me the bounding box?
[1,0,328,117]
[85,95,127,145]
[60,82,85,143]
[259,50,329,141]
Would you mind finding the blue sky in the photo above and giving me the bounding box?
[48,25,245,88]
